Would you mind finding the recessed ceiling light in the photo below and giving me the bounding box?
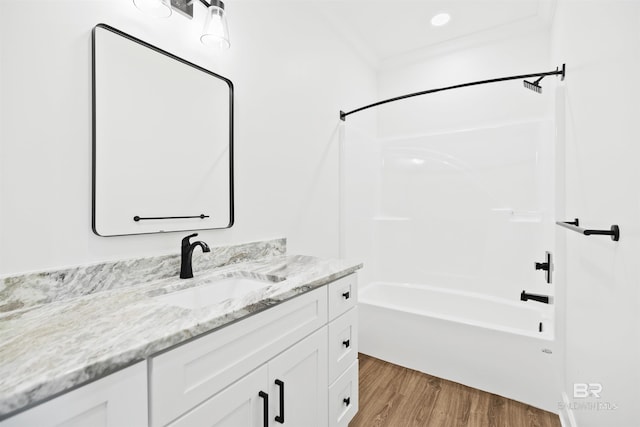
[431,13,451,27]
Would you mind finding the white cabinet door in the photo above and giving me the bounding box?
[168,365,269,427]
[168,327,329,427]
[268,327,328,427]
[0,362,147,427]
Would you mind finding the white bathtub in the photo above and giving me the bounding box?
[359,281,559,412]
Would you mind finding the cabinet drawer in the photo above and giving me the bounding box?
[328,359,359,427]
[328,274,357,321]
[328,307,358,384]
[149,287,327,427]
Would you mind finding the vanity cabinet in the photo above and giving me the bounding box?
[0,362,147,427]
[152,274,358,427]
[1,273,359,427]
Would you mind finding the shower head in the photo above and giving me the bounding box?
[523,64,565,94]
[523,76,544,94]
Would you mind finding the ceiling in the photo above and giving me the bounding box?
[319,0,554,67]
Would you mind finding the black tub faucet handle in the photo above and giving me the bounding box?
[534,251,552,284]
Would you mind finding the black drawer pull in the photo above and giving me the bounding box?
[259,391,268,427]
[275,379,285,423]
[342,291,350,299]
[343,397,351,406]
[342,339,350,348]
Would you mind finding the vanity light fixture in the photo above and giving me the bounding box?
[133,0,230,49]
[200,0,230,49]
[430,12,451,27]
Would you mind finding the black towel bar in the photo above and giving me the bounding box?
[133,214,209,222]
[556,218,620,241]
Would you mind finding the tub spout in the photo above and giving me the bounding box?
[520,291,552,304]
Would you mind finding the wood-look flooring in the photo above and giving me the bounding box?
[349,354,561,427]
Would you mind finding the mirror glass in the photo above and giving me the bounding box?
[92,24,233,236]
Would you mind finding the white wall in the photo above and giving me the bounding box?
[552,1,640,426]
[0,0,376,275]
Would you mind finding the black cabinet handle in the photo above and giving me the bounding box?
[343,397,351,406]
[342,339,350,348]
[259,391,268,427]
[342,291,350,299]
[275,379,285,424]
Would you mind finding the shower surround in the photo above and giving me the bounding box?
[343,119,558,410]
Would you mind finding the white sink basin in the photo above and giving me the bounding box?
[157,277,272,310]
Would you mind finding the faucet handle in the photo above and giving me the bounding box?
[182,233,198,247]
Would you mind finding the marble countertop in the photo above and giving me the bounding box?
[0,242,361,418]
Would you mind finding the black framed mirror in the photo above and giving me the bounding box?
[92,23,234,236]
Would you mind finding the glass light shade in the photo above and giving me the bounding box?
[133,0,172,18]
[430,13,451,27]
[201,5,230,49]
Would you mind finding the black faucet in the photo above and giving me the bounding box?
[180,233,210,279]
[520,290,551,304]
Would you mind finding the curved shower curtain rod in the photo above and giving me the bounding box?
[339,63,566,121]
